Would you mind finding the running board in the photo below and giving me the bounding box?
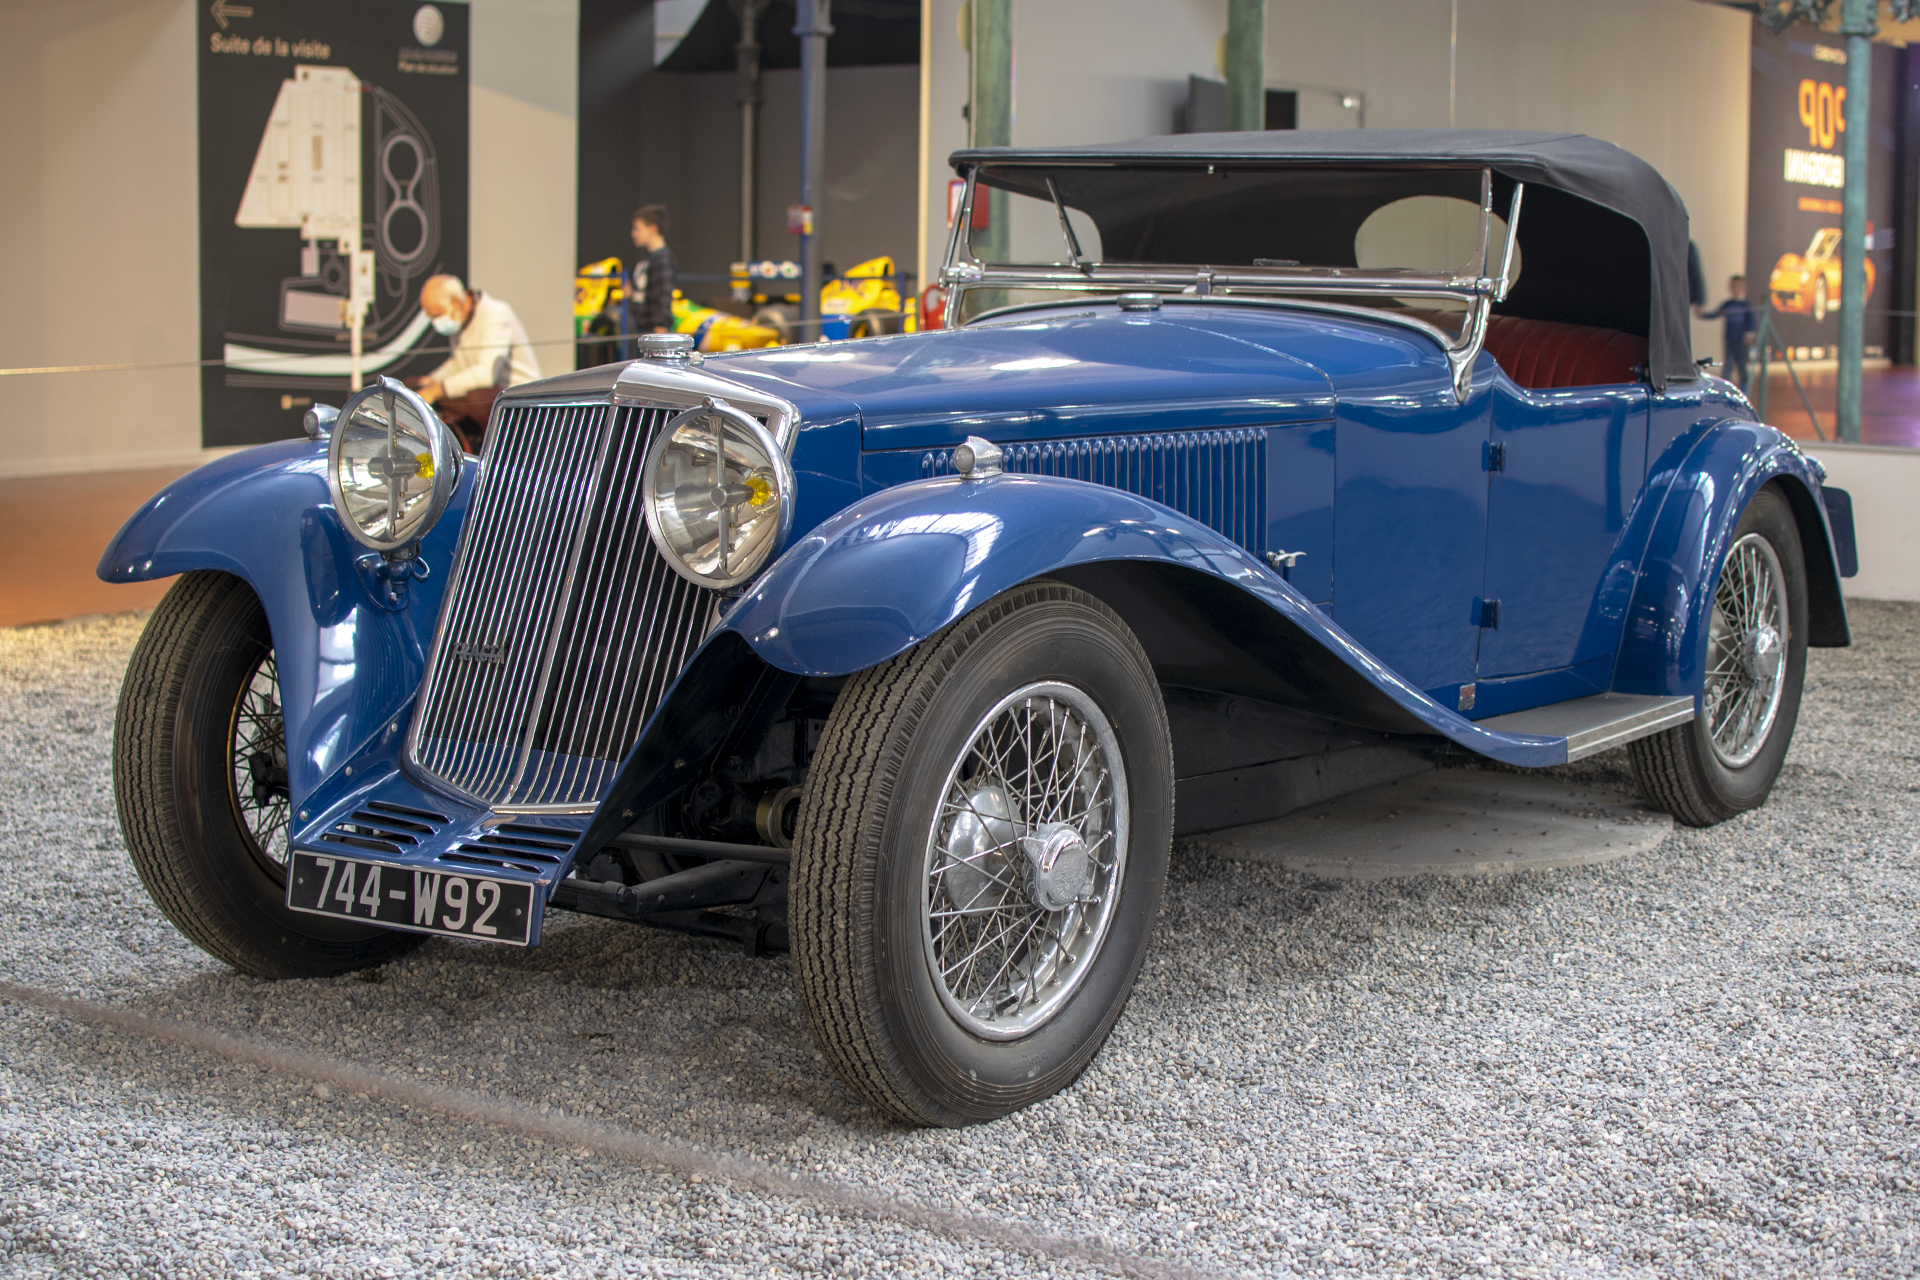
[1477,693,1694,763]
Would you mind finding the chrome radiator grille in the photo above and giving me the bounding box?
[410,401,714,808]
[921,428,1268,552]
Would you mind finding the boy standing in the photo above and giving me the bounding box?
[625,205,677,345]
[1701,275,1757,391]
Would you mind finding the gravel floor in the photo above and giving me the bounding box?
[1,602,1916,1278]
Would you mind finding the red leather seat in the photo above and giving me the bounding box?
[1483,315,1647,389]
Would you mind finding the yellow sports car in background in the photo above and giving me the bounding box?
[574,258,782,356]
[1770,227,1874,323]
[670,293,782,352]
[731,255,912,341]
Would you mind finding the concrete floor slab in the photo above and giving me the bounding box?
[1184,767,1673,879]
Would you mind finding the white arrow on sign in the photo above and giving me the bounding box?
[211,0,254,30]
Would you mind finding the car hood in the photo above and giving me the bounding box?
[701,303,1446,451]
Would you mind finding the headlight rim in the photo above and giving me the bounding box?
[326,375,462,553]
[642,396,796,590]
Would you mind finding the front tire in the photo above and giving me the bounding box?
[1629,486,1809,827]
[791,581,1173,1126]
[114,571,422,978]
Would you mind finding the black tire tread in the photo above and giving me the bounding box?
[790,581,1148,1126]
[114,571,418,978]
[114,571,261,968]
[1627,719,1720,828]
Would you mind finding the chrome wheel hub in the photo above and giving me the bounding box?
[1705,532,1790,768]
[1021,822,1093,912]
[1741,622,1781,681]
[922,681,1128,1041]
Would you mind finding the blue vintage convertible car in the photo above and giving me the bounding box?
[104,131,1855,1126]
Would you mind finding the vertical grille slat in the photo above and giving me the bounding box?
[411,401,716,808]
[919,427,1268,555]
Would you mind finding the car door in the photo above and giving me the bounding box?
[1475,379,1649,708]
[1330,367,1495,711]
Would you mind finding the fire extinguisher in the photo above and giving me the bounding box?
[920,284,947,332]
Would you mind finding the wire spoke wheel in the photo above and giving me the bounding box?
[1627,487,1809,829]
[792,580,1172,1125]
[922,681,1128,1041]
[1704,532,1789,768]
[228,651,292,878]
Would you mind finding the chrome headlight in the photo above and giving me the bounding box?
[643,397,795,588]
[327,377,461,552]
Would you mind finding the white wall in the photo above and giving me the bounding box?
[1801,442,1920,602]
[919,0,1223,284]
[919,0,1752,370]
[0,0,202,479]
[0,0,577,479]
[471,0,577,378]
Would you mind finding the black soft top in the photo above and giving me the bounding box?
[952,129,1694,389]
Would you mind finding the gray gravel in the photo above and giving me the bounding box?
[2,602,1917,1278]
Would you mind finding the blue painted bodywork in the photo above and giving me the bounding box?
[101,298,1852,913]
[719,471,1561,765]
[99,440,473,805]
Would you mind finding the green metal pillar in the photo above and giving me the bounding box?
[1837,0,1873,443]
[969,0,1012,264]
[1225,0,1266,132]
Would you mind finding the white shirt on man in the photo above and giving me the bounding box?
[430,292,541,397]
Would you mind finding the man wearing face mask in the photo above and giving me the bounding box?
[408,275,541,452]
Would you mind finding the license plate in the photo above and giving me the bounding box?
[287,850,535,947]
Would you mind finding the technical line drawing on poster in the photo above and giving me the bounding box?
[226,66,444,379]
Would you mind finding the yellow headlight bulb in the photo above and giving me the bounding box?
[414,452,435,480]
[745,473,773,507]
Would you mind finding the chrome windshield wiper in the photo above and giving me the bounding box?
[1045,176,1090,273]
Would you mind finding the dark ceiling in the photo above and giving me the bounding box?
[657,0,920,72]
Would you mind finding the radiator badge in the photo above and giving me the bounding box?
[451,639,507,665]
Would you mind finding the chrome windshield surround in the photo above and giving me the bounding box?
[942,164,1526,403]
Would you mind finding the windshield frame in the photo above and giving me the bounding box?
[939,161,1526,401]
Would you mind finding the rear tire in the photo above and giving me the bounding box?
[791,581,1173,1126]
[1629,486,1808,827]
[114,571,422,978]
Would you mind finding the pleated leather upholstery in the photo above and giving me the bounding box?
[1483,315,1647,389]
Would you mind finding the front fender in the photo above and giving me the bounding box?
[96,439,473,806]
[719,473,1565,766]
[1612,419,1847,701]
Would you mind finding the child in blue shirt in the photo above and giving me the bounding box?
[1701,275,1757,391]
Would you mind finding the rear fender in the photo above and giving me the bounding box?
[1612,420,1848,701]
[96,439,473,806]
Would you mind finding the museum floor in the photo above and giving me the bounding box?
[1,601,1914,1276]
[0,465,194,627]
[1754,363,1920,448]
[3,364,1917,629]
